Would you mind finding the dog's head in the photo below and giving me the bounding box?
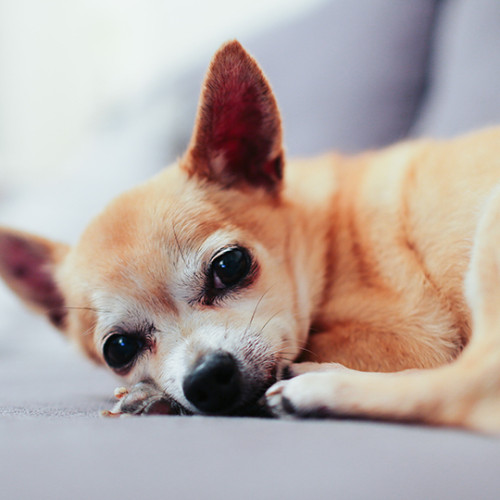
[0,41,313,415]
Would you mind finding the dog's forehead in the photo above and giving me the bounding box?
[67,170,239,304]
[84,171,221,242]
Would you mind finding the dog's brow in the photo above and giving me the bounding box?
[91,292,169,340]
[196,229,241,256]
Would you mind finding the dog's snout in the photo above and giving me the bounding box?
[183,352,241,413]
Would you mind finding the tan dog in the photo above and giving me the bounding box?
[1,41,500,430]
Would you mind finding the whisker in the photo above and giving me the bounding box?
[258,310,284,336]
[172,220,188,267]
[298,345,316,357]
[60,306,103,313]
[244,285,275,337]
[266,346,296,358]
[81,324,96,338]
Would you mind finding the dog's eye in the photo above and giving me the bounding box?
[103,334,144,369]
[211,247,251,289]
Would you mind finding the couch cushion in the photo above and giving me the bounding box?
[411,0,500,137]
[244,0,439,155]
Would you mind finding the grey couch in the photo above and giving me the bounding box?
[2,1,500,498]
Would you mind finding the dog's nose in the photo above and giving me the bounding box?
[183,352,241,413]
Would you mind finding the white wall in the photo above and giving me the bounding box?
[0,0,325,189]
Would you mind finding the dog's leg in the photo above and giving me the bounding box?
[286,362,350,376]
[267,348,500,430]
[267,188,500,432]
[266,363,468,425]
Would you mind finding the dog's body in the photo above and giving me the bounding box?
[2,41,500,430]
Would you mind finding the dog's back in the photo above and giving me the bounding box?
[294,127,500,372]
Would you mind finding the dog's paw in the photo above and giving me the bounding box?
[266,372,343,418]
[101,381,175,417]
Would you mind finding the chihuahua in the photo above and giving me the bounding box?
[1,41,500,430]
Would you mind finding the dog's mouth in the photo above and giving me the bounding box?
[144,383,275,418]
[151,362,279,418]
[137,349,290,417]
[186,365,278,417]
[169,350,279,417]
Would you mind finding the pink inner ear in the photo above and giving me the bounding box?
[208,79,282,189]
[0,235,65,322]
[211,82,268,164]
[189,41,283,190]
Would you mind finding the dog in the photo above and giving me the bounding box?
[1,40,500,430]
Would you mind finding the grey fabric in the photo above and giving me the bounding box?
[2,417,500,500]
[412,0,500,137]
[244,0,438,155]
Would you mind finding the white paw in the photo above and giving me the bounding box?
[266,372,343,418]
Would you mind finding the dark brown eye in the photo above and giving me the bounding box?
[103,334,144,369]
[211,247,251,289]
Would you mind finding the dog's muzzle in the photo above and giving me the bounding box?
[182,352,241,414]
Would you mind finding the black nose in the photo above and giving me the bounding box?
[183,352,241,414]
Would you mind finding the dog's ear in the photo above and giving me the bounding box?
[0,227,69,330]
[183,40,284,192]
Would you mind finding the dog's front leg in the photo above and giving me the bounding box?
[285,361,350,377]
[266,367,450,421]
[102,381,176,417]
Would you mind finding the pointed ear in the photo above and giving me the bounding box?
[0,227,69,330]
[183,40,284,192]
